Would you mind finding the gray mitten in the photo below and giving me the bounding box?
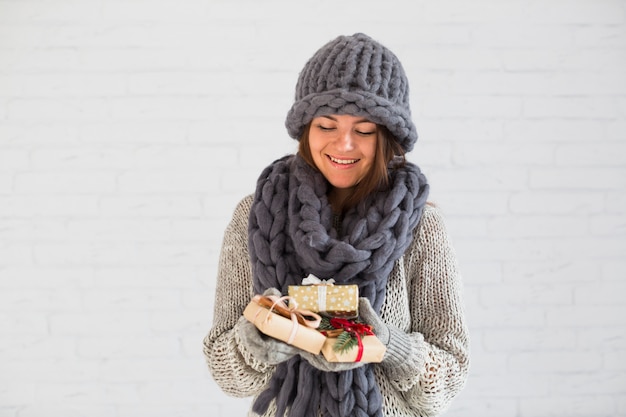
[357,297,390,344]
[262,287,282,298]
[236,317,300,365]
[235,287,300,365]
[358,297,413,367]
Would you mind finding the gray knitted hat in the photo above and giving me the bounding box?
[285,33,417,152]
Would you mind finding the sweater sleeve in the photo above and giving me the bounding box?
[381,204,470,416]
[202,195,276,397]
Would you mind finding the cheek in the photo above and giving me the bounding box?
[308,136,328,160]
[363,141,378,161]
[308,135,324,153]
[307,141,325,168]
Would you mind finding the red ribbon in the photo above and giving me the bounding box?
[328,318,374,362]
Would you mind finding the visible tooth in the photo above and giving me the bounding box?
[330,156,357,164]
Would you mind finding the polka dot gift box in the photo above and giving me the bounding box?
[288,274,359,318]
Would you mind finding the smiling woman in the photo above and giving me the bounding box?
[203,33,470,417]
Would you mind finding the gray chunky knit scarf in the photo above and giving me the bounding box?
[248,154,429,417]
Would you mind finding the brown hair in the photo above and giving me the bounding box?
[297,123,406,212]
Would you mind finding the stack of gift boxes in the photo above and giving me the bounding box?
[243,274,386,363]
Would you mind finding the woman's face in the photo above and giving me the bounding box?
[308,114,378,191]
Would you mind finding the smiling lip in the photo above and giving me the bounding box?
[328,155,359,165]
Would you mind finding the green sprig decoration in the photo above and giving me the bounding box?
[319,316,361,353]
[334,330,359,353]
[318,316,334,332]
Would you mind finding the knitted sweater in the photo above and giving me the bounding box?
[203,194,470,417]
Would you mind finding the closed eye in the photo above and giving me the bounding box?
[315,124,335,132]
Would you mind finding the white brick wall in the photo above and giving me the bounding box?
[0,1,624,416]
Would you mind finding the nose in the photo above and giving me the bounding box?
[336,129,355,151]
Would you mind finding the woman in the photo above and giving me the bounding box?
[203,33,470,417]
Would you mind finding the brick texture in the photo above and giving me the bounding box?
[1,1,625,416]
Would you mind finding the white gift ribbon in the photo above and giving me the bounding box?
[301,274,335,310]
[301,274,335,286]
[251,294,322,345]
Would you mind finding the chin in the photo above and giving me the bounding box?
[329,181,358,190]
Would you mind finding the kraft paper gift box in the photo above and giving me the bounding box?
[288,275,359,317]
[243,294,326,355]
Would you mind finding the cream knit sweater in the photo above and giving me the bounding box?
[203,194,470,417]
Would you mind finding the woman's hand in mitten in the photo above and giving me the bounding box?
[235,317,300,365]
[234,287,299,366]
[262,287,282,298]
[357,297,390,345]
[358,297,413,367]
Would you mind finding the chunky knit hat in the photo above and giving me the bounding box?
[285,33,418,152]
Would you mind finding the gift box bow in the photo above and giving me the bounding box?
[301,274,336,286]
[250,294,322,344]
[321,317,375,362]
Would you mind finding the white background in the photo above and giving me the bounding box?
[1,1,625,416]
